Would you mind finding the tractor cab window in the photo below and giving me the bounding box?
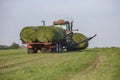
[53,20,71,31]
[66,23,70,30]
[56,25,66,30]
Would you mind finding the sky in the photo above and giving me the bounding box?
[0,0,120,47]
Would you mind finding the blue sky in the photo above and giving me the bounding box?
[0,0,120,47]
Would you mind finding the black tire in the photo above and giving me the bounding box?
[33,48,38,53]
[67,47,76,51]
[27,48,33,54]
[41,48,48,53]
[66,45,75,51]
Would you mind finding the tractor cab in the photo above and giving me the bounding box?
[53,20,73,31]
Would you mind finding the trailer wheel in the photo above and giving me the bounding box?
[41,48,48,53]
[27,48,33,54]
[33,48,37,53]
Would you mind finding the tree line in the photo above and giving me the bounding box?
[0,42,20,50]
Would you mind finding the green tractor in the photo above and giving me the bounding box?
[53,20,96,51]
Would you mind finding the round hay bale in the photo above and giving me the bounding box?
[36,26,56,42]
[36,26,66,42]
[72,33,88,50]
[50,26,66,39]
[20,26,37,43]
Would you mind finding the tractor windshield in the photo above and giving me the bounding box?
[56,25,67,30]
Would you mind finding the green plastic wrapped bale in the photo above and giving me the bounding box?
[36,26,55,42]
[20,26,66,43]
[72,33,88,50]
[37,26,66,42]
[49,26,66,41]
[20,26,37,43]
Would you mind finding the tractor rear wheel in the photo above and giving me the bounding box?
[66,45,76,51]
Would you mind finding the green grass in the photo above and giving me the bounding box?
[0,48,120,80]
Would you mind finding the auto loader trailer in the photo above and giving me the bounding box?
[26,34,96,54]
[26,39,66,53]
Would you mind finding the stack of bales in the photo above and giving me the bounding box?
[20,26,66,43]
[72,33,88,50]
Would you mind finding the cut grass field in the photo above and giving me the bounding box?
[0,48,120,80]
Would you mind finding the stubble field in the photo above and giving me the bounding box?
[0,48,120,80]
